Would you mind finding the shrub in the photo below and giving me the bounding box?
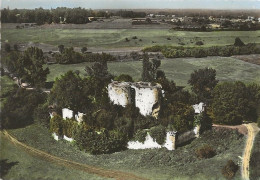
[196,41,204,46]
[74,128,127,154]
[33,103,50,128]
[58,44,65,53]
[222,160,238,179]
[114,74,134,82]
[114,116,134,138]
[133,129,148,143]
[234,37,245,47]
[13,44,18,51]
[62,118,79,138]
[81,47,87,53]
[125,38,130,42]
[132,36,138,39]
[149,125,166,145]
[195,145,216,159]
[4,43,11,52]
[50,115,63,136]
[1,88,47,129]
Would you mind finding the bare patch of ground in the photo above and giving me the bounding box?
[213,124,248,135]
[233,54,260,66]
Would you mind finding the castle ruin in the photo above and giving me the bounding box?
[108,81,162,118]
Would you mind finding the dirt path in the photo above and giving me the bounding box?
[1,130,148,180]
[241,123,259,180]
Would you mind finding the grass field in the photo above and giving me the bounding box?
[46,56,260,86]
[0,133,110,180]
[2,28,260,48]
[8,123,245,180]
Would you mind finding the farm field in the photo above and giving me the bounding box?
[2,26,260,49]
[46,56,260,86]
[8,123,245,180]
[0,132,109,180]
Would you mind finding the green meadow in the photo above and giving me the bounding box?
[46,56,260,86]
[2,28,260,48]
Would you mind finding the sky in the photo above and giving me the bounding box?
[1,0,260,10]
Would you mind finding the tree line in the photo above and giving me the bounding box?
[143,38,260,58]
[1,8,147,25]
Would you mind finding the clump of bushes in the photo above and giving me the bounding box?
[50,115,78,138]
[55,47,116,64]
[50,115,64,136]
[132,125,166,145]
[33,103,50,128]
[74,127,127,154]
[195,144,216,159]
[133,129,148,143]
[195,41,204,46]
[222,160,238,179]
[234,37,245,47]
[143,42,260,58]
[149,125,166,145]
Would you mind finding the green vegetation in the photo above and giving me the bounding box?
[55,47,116,64]
[45,56,260,86]
[2,47,50,87]
[212,82,260,125]
[143,43,260,58]
[188,67,218,102]
[0,133,109,180]
[250,132,260,180]
[195,145,216,159]
[1,87,47,129]
[8,123,245,180]
[0,75,16,109]
[222,160,239,180]
[2,28,260,48]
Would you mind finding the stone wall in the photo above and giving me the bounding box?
[108,81,162,118]
[62,108,84,123]
[108,82,131,107]
[127,131,177,150]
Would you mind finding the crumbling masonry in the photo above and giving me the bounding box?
[108,81,162,118]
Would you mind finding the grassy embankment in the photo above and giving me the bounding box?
[2,28,260,48]
[0,132,110,180]
[46,56,260,86]
[7,123,245,180]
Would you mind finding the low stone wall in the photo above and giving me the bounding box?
[128,126,200,151]
[52,133,74,142]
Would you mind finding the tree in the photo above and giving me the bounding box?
[212,81,257,125]
[1,88,47,129]
[4,43,11,52]
[114,74,133,82]
[81,47,87,53]
[188,68,218,102]
[16,47,50,87]
[13,44,18,51]
[48,71,92,114]
[141,53,161,82]
[234,37,245,47]
[58,45,65,53]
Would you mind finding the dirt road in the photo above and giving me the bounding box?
[2,130,148,180]
[241,123,259,180]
